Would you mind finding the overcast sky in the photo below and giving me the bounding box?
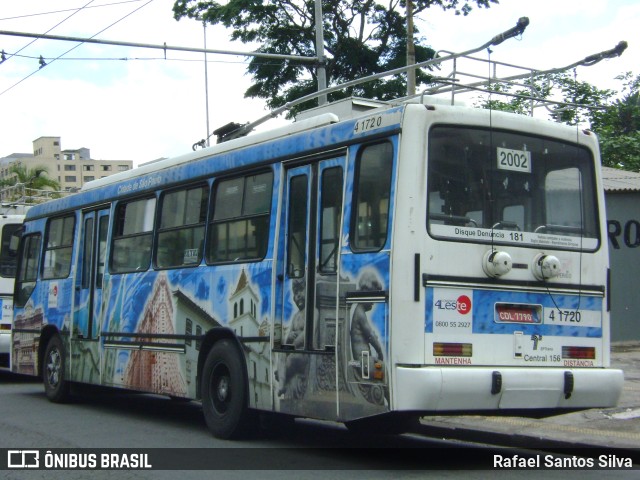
[0,0,638,166]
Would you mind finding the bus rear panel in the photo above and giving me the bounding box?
[391,105,622,414]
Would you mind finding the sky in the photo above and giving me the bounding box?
[0,0,638,166]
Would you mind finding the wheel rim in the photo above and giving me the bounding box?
[210,363,231,414]
[46,347,61,388]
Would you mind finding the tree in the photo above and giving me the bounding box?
[475,71,639,172]
[173,0,498,116]
[0,164,62,203]
[590,73,640,171]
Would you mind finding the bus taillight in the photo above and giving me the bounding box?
[562,346,596,360]
[433,343,472,357]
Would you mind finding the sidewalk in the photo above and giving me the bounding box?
[419,342,640,451]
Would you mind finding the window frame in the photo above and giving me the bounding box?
[110,196,157,274]
[318,166,344,274]
[15,232,41,307]
[42,214,76,280]
[154,183,209,270]
[206,169,274,265]
[0,223,22,278]
[350,141,394,253]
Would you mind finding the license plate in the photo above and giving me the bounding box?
[495,304,542,324]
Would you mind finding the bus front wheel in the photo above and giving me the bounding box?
[43,335,70,403]
[201,339,252,439]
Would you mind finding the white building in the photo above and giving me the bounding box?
[0,136,133,192]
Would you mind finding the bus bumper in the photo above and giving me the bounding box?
[395,366,624,411]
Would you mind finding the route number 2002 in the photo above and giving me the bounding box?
[497,147,531,173]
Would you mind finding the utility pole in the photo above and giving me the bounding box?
[314,0,327,105]
[203,22,211,147]
[406,0,416,96]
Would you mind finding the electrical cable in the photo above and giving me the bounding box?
[1,0,96,66]
[0,1,144,22]
[4,51,253,65]
[0,0,155,98]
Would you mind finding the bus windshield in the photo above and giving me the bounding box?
[0,223,22,278]
[427,125,599,251]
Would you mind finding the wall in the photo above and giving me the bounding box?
[606,191,640,342]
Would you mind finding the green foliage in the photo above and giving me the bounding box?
[591,73,640,171]
[477,71,640,172]
[173,0,497,116]
[0,164,61,191]
[0,164,62,203]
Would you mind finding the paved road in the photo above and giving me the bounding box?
[0,371,636,479]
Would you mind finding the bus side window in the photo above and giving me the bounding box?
[319,167,343,273]
[352,142,393,251]
[96,215,109,288]
[42,215,75,280]
[207,171,273,263]
[287,175,308,278]
[15,233,41,307]
[156,184,208,269]
[111,197,156,273]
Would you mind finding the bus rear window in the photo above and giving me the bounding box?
[427,126,599,251]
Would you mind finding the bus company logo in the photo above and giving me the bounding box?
[531,334,543,350]
[434,295,472,315]
[8,450,39,468]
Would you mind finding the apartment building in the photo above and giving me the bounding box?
[1,136,133,191]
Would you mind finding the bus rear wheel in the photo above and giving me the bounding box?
[43,335,70,403]
[201,339,252,439]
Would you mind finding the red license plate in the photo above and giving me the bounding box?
[495,304,541,324]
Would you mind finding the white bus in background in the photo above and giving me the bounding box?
[0,208,26,370]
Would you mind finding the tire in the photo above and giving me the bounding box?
[42,335,70,403]
[201,339,252,439]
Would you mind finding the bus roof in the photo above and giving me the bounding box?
[24,106,404,220]
[80,112,340,193]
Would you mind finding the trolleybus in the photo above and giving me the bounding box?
[11,96,624,437]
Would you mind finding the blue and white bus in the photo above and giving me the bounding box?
[11,99,623,438]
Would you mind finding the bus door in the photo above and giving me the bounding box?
[71,208,110,383]
[274,156,346,419]
[338,141,395,421]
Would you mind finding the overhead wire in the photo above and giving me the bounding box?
[0,0,155,97]
[4,51,254,65]
[0,1,144,22]
[1,0,97,65]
